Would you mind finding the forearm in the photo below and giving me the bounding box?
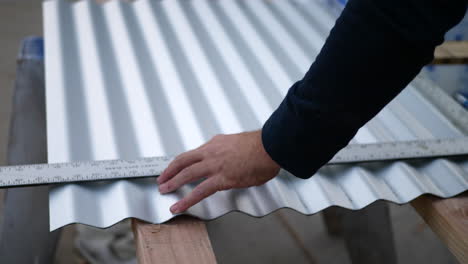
[262,0,468,178]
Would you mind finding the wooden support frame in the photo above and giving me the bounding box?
[433,41,468,64]
[411,194,468,263]
[409,40,468,263]
[132,217,217,264]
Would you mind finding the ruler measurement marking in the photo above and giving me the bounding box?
[0,137,467,188]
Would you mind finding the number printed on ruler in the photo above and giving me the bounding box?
[0,137,467,188]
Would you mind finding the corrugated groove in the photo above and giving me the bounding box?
[45,0,468,230]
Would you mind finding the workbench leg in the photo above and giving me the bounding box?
[0,38,60,263]
[323,202,397,264]
[343,202,397,264]
[132,217,217,264]
[322,207,344,237]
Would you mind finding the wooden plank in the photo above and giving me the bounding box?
[132,217,217,264]
[411,193,468,263]
[420,39,468,262]
[433,41,468,64]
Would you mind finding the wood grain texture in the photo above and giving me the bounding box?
[132,217,217,264]
[412,193,468,263]
[427,39,468,262]
[433,41,468,64]
[424,39,468,263]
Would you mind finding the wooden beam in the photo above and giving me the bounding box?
[424,40,468,262]
[433,41,468,64]
[132,217,217,264]
[411,193,468,263]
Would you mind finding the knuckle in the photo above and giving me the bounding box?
[218,185,229,191]
[174,153,185,161]
[217,177,232,190]
[211,134,226,141]
[208,160,222,174]
[166,160,180,173]
[203,146,218,157]
[179,167,192,179]
[178,201,187,209]
[194,188,205,197]
[196,187,210,197]
[164,182,173,191]
[203,162,215,174]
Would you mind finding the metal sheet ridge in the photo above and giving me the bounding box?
[45,0,468,230]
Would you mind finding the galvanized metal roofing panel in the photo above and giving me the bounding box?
[44,0,468,231]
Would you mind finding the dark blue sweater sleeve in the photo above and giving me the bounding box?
[262,0,468,179]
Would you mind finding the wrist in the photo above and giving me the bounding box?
[256,129,280,171]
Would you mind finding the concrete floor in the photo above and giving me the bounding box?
[0,1,460,263]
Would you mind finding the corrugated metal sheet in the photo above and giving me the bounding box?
[44,0,468,231]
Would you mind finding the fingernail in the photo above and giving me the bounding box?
[159,183,168,193]
[170,204,180,214]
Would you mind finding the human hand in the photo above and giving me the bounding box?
[157,130,280,214]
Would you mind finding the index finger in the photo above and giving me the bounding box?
[158,149,203,184]
[170,177,218,214]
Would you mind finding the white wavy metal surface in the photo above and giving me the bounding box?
[44,0,468,230]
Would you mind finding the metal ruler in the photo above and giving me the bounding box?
[329,137,468,164]
[0,137,467,188]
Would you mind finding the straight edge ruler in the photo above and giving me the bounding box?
[1,137,468,188]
